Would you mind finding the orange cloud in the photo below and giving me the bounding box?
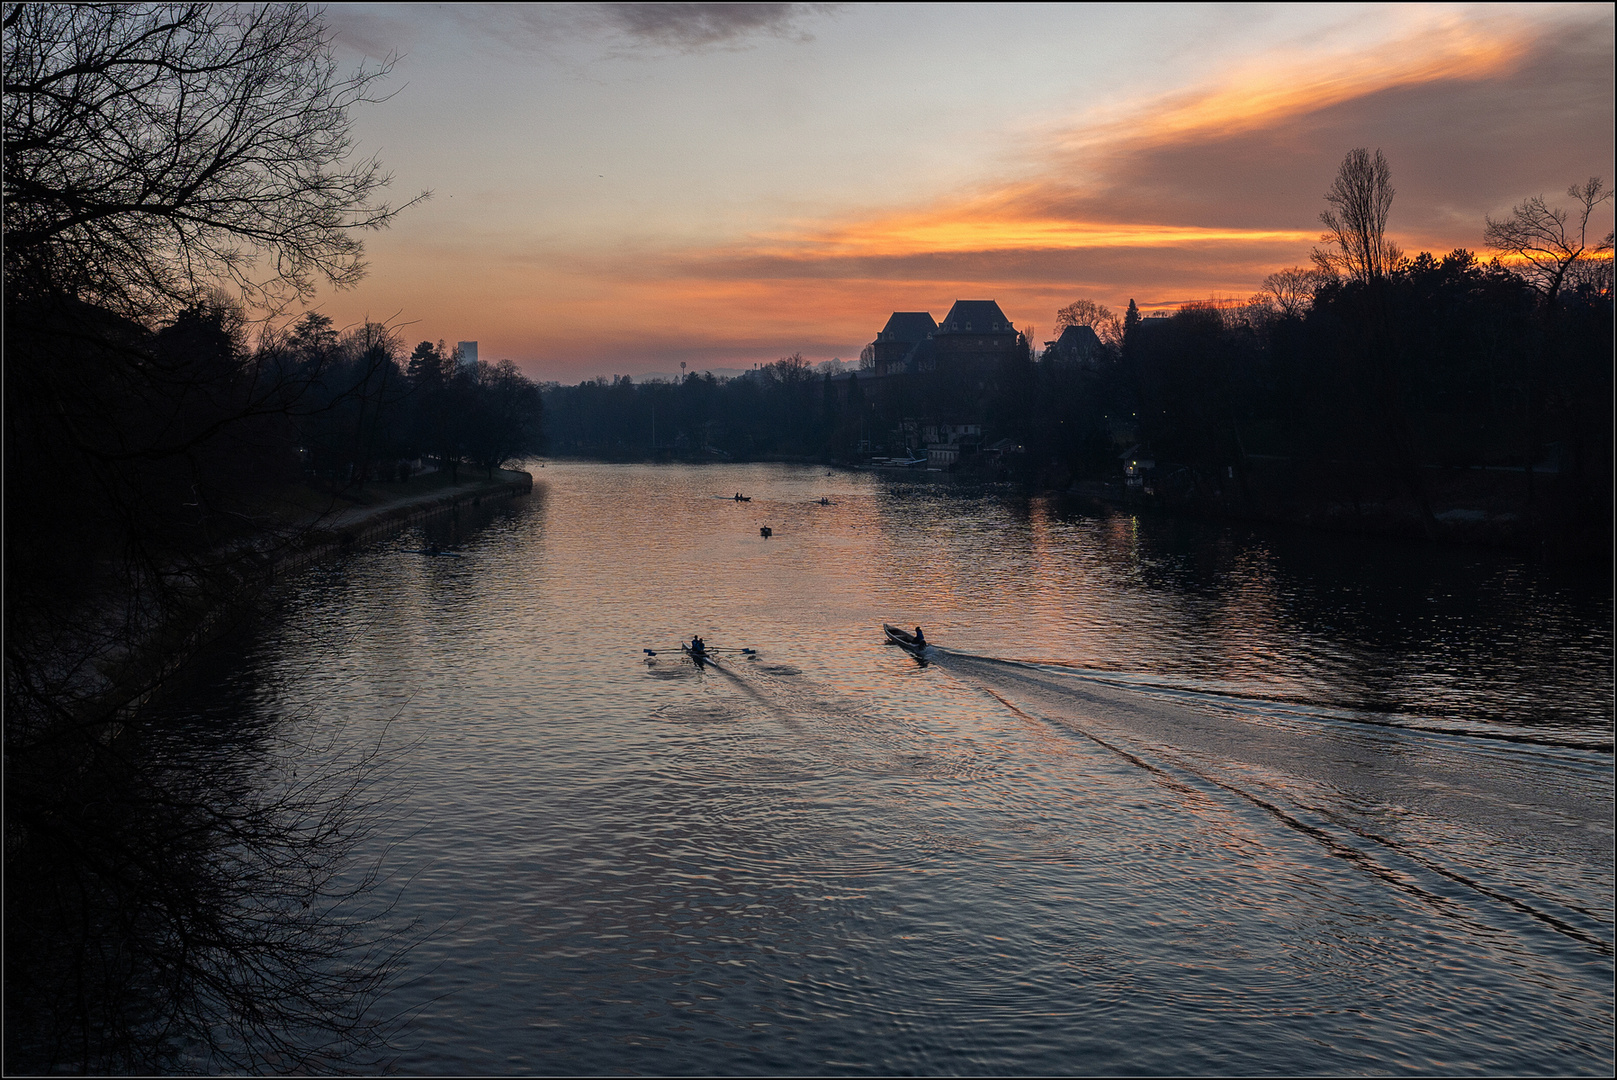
[753,195,1315,259]
[1058,8,1535,158]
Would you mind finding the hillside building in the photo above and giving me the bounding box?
[865,300,1022,376]
[1043,323,1103,364]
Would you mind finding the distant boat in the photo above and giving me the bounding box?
[883,623,928,653]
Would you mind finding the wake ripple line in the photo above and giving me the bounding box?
[947,650,1612,755]
[969,682,1614,957]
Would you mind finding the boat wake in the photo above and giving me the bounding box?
[926,648,1614,960]
[927,650,1613,754]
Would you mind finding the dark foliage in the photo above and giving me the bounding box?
[539,250,1610,557]
[2,5,536,1070]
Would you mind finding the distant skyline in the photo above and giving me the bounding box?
[310,3,1615,381]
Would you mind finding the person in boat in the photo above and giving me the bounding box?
[689,635,705,655]
[912,626,926,646]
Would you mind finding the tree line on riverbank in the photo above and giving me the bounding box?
[541,158,1612,558]
[4,6,499,1070]
[4,1,546,740]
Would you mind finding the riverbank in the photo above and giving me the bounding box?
[15,469,537,743]
[1054,458,1608,563]
[3,466,539,1073]
[275,468,535,572]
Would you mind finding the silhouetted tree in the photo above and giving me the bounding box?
[463,360,545,476]
[1484,178,1613,309]
[1,2,420,316]
[4,6,427,1067]
[1484,177,1615,498]
[1313,148,1402,283]
[1261,267,1326,318]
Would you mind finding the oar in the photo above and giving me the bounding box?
[643,647,756,656]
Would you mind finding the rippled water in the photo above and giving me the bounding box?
[174,462,1612,1074]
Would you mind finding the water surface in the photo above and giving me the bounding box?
[179,462,1613,1074]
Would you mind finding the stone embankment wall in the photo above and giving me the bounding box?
[278,471,534,575]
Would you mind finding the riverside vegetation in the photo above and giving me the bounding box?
[543,161,1612,561]
[2,5,539,1070]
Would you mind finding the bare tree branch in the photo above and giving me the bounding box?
[1055,299,1122,345]
[3,3,427,319]
[1312,148,1402,284]
[1484,178,1613,307]
[1261,266,1326,318]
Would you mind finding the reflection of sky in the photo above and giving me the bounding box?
[315,4,1613,379]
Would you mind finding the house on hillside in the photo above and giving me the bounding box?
[864,300,1022,376]
[1043,323,1102,364]
[869,312,938,376]
[925,422,983,468]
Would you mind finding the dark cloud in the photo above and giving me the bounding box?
[324,8,419,62]
[331,4,840,65]
[598,3,837,51]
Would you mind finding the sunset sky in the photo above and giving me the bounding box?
[313,3,1615,381]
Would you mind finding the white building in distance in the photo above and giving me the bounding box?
[456,341,478,369]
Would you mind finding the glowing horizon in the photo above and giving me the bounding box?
[306,3,1613,380]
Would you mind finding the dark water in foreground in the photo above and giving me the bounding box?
[171,462,1611,1073]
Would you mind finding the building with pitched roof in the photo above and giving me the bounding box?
[869,312,938,375]
[930,300,1020,370]
[864,300,1022,376]
[1043,323,1102,364]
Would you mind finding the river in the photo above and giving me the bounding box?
[162,461,1613,1074]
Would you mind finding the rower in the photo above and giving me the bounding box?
[690,635,705,654]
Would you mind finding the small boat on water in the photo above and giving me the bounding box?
[883,623,929,652]
[681,644,711,664]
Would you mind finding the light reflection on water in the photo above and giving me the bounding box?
[194,462,1609,1074]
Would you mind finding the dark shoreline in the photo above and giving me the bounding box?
[32,471,538,743]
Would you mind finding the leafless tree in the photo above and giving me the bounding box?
[1482,178,1615,500]
[1484,178,1614,307]
[1055,298,1109,327]
[1055,298,1123,344]
[1312,148,1402,283]
[1261,266,1326,318]
[5,697,422,1073]
[765,352,815,387]
[4,7,431,1069]
[2,2,424,318]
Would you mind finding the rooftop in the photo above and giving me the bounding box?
[937,300,1014,335]
[879,311,938,343]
